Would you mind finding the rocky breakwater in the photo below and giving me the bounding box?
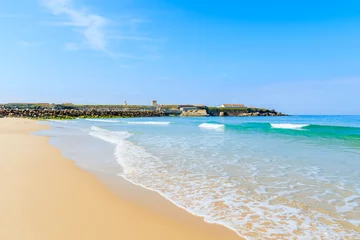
[180,108,208,117]
[207,107,286,117]
[0,108,165,119]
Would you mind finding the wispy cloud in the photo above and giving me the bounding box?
[41,0,163,64]
[42,0,109,52]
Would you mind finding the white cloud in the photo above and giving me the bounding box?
[41,0,163,64]
[42,0,108,52]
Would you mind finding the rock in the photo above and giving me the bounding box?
[0,106,287,119]
[180,109,208,117]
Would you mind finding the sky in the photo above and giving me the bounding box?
[1,0,360,114]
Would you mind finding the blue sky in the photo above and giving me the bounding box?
[1,0,360,114]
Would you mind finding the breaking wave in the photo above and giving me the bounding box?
[198,123,225,129]
[126,121,170,125]
[270,123,309,130]
[88,124,360,239]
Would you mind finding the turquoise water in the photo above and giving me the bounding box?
[44,116,360,239]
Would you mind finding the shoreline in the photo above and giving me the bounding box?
[87,163,244,238]
[0,118,241,240]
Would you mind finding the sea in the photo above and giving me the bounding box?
[38,115,360,239]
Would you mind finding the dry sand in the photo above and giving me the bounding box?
[0,118,241,240]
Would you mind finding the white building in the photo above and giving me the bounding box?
[220,104,246,108]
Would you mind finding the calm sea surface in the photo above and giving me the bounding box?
[41,116,360,239]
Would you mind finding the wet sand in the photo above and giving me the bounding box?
[0,118,241,240]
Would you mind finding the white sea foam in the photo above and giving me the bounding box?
[85,119,121,123]
[198,123,224,129]
[87,124,359,239]
[336,195,360,213]
[89,126,135,173]
[270,123,309,130]
[126,121,170,125]
[89,126,132,140]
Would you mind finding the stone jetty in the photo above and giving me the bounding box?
[0,103,287,119]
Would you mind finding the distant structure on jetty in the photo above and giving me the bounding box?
[220,104,246,108]
[0,101,286,119]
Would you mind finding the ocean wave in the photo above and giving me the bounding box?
[87,124,359,239]
[126,121,170,125]
[232,122,360,130]
[225,122,360,140]
[198,123,224,129]
[89,126,132,140]
[85,119,121,123]
[88,125,239,236]
[89,126,138,175]
[270,123,309,130]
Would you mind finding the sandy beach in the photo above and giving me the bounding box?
[0,118,240,240]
